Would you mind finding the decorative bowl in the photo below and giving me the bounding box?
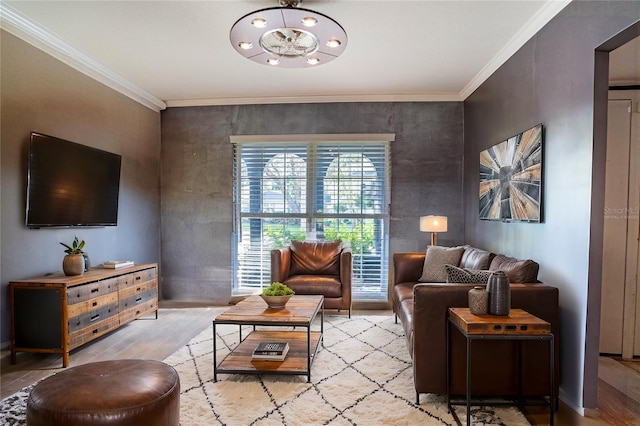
[260,294,292,309]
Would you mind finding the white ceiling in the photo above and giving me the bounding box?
[2,1,575,111]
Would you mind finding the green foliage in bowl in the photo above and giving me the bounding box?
[60,236,85,255]
[262,282,295,296]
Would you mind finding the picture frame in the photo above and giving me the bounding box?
[479,124,543,222]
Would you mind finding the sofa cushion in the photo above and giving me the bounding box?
[460,246,495,270]
[418,245,465,282]
[289,240,342,276]
[489,254,539,283]
[445,265,493,284]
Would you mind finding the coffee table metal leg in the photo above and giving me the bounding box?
[213,321,218,382]
[307,324,311,382]
[321,306,324,346]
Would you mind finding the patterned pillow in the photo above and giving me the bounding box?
[445,264,493,284]
[418,245,465,282]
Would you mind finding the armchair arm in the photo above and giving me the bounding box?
[393,252,425,285]
[270,247,292,283]
[339,247,352,301]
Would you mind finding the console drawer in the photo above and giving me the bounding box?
[69,315,120,350]
[68,303,118,333]
[67,291,118,319]
[118,268,156,290]
[119,287,157,312]
[67,277,117,305]
[119,292,158,323]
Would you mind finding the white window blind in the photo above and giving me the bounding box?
[232,137,391,300]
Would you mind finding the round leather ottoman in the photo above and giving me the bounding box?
[26,359,180,426]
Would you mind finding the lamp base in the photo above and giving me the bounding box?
[431,233,438,246]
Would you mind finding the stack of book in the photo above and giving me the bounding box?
[103,260,135,269]
[252,341,289,361]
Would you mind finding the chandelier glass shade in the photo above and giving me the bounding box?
[230,3,347,68]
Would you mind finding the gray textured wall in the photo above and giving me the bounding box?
[0,31,161,344]
[160,102,463,303]
[463,1,640,411]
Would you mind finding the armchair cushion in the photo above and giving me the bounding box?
[283,275,343,298]
[289,240,342,276]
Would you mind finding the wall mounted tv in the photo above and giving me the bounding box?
[26,132,122,228]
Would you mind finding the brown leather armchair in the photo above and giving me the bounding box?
[271,240,352,317]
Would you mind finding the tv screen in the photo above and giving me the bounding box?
[26,132,122,228]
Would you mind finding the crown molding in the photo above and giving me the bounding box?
[459,0,572,100]
[0,3,166,112]
[165,92,462,108]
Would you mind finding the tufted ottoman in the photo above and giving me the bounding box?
[26,359,180,426]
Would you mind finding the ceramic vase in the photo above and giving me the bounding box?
[468,286,489,315]
[486,270,510,315]
[63,254,85,276]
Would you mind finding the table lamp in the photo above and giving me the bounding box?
[420,215,448,246]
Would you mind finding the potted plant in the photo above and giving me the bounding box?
[60,236,86,276]
[260,282,295,308]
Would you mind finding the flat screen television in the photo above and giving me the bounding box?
[26,132,122,228]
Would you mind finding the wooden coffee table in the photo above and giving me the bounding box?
[213,295,324,382]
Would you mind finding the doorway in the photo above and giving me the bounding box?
[600,90,640,358]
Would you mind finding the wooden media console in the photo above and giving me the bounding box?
[9,263,158,367]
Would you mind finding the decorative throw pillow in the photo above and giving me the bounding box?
[460,247,494,270]
[289,240,342,276]
[489,254,539,283]
[445,264,493,284]
[418,245,465,283]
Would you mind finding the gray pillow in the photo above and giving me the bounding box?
[418,245,465,282]
[445,264,493,284]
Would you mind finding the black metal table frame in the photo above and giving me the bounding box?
[446,316,555,426]
[213,303,323,383]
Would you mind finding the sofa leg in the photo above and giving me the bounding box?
[395,313,398,324]
[416,392,420,405]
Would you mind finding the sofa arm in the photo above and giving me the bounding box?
[411,283,560,396]
[339,247,352,299]
[270,247,292,283]
[393,252,425,285]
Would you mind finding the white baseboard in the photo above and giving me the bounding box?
[559,389,585,416]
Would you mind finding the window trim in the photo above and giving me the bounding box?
[230,133,395,144]
[231,136,392,301]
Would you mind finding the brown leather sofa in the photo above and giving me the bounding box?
[271,240,352,317]
[393,246,559,404]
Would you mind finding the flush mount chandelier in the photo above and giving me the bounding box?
[230,0,347,68]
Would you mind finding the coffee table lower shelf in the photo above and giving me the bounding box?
[214,330,322,382]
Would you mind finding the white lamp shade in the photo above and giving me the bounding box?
[420,215,448,233]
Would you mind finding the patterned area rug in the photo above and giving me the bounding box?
[1,315,530,425]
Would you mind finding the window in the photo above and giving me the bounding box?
[231,134,392,300]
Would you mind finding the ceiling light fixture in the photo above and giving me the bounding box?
[230,0,347,68]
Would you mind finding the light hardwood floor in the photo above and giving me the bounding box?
[1,305,638,425]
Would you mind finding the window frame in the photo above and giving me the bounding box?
[231,134,394,301]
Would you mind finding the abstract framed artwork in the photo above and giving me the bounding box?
[479,124,543,222]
